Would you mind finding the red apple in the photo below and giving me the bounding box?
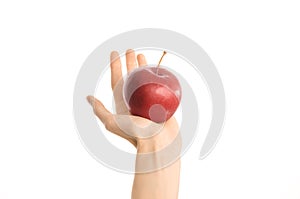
[123,66,181,123]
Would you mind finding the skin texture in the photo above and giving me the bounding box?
[87,49,181,199]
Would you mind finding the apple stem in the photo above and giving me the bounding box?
[157,51,167,68]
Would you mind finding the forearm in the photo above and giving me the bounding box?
[131,136,181,199]
[132,158,180,199]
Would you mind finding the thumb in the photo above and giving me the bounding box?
[86,95,112,124]
[86,95,137,147]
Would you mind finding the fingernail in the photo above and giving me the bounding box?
[110,51,119,59]
[126,49,134,54]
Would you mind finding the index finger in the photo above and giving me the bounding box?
[110,51,122,90]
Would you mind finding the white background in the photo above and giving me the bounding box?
[1,0,300,198]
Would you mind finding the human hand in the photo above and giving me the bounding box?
[87,49,180,151]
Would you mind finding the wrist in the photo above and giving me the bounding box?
[135,132,182,173]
